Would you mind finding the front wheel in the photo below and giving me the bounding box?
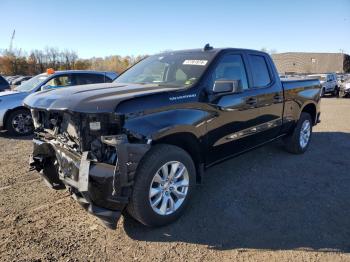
[127,144,195,227]
[283,112,313,154]
[5,109,34,136]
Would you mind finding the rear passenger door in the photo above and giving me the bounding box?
[245,52,284,141]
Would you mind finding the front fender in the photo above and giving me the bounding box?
[123,108,210,141]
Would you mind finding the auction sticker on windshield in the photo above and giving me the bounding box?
[183,60,208,66]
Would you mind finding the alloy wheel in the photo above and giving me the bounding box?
[149,161,189,216]
[299,119,311,149]
[12,113,33,135]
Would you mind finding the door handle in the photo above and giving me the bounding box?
[246,97,257,105]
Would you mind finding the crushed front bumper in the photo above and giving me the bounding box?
[30,137,150,229]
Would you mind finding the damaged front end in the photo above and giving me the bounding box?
[29,109,150,229]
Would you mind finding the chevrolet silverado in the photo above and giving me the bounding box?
[24,45,321,229]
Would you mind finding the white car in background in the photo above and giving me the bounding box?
[308,73,339,97]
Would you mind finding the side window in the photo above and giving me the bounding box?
[211,54,249,90]
[46,75,72,87]
[75,74,105,85]
[249,55,271,87]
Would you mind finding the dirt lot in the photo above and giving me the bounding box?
[1,97,350,262]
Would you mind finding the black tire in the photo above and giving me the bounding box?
[283,112,313,154]
[5,108,34,136]
[127,144,195,227]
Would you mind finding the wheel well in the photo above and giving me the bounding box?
[3,106,30,127]
[154,133,204,183]
[301,103,316,124]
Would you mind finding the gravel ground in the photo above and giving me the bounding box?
[0,97,350,262]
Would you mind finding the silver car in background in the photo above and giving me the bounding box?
[307,73,339,97]
[0,70,118,136]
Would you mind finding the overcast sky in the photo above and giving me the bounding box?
[1,0,349,58]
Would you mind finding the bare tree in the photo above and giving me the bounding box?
[0,46,145,75]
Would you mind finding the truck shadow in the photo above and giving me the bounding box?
[122,131,350,252]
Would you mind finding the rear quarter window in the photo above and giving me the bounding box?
[248,55,271,88]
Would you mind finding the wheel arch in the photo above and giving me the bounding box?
[152,132,205,183]
[300,102,317,125]
[3,106,30,127]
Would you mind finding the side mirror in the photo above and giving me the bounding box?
[213,80,242,94]
[41,85,53,91]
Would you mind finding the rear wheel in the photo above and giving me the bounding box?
[283,112,313,154]
[5,109,34,136]
[127,144,195,227]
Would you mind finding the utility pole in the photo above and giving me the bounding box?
[339,49,345,74]
[9,29,15,52]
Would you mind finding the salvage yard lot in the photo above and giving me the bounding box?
[0,98,350,261]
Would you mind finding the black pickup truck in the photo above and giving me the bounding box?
[24,45,321,229]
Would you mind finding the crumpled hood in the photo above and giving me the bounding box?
[23,82,177,113]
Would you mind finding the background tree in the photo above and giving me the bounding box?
[0,47,146,76]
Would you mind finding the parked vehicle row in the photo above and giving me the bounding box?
[11,76,33,86]
[307,73,339,97]
[0,70,118,136]
[4,75,32,86]
[281,73,350,98]
[24,46,321,229]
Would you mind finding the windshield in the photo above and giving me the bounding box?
[114,52,215,87]
[15,74,48,92]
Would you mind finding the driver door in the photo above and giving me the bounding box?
[205,52,262,164]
